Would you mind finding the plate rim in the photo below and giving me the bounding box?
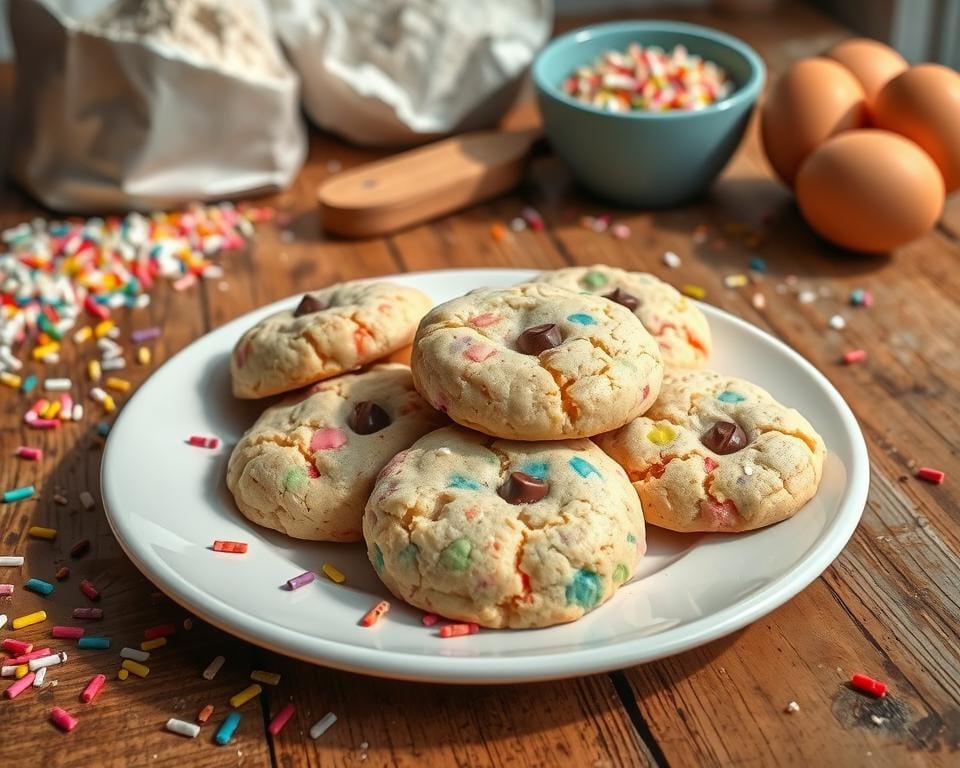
[102,267,869,684]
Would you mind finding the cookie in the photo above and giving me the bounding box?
[596,370,825,533]
[535,265,711,368]
[226,364,447,541]
[231,280,432,398]
[363,426,646,628]
[410,282,663,440]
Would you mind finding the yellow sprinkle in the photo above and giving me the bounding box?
[28,526,57,540]
[42,400,61,420]
[121,659,150,678]
[0,372,22,388]
[321,563,346,584]
[250,670,281,686]
[724,274,748,288]
[32,342,60,360]
[14,665,28,679]
[117,668,129,680]
[105,377,131,393]
[87,360,102,382]
[94,320,115,338]
[74,326,93,344]
[137,346,151,366]
[681,284,707,300]
[12,610,47,629]
[140,637,167,651]
[229,683,262,708]
[647,425,677,446]
[103,395,116,413]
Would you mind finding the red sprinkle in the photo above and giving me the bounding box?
[50,706,79,731]
[188,435,219,449]
[70,539,91,558]
[851,673,887,697]
[843,349,867,365]
[144,623,176,640]
[79,579,100,601]
[421,613,440,627]
[439,623,480,638]
[212,540,248,554]
[80,674,106,703]
[360,600,390,627]
[52,626,85,640]
[915,467,945,485]
[2,638,33,654]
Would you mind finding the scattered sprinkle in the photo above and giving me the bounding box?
[662,251,681,268]
[250,670,281,686]
[77,637,111,650]
[843,349,867,365]
[52,626,84,639]
[610,223,631,239]
[79,579,100,601]
[189,435,220,449]
[229,683,262,708]
[850,288,873,307]
[509,217,526,232]
[144,623,176,640]
[80,674,106,703]
[785,701,800,713]
[212,540,248,554]
[25,577,54,596]
[439,622,480,638]
[489,222,507,242]
[50,706,79,731]
[681,284,706,300]
[215,712,242,745]
[724,274,748,288]
[121,659,150,678]
[202,655,226,680]
[141,637,167,651]
[72,608,103,620]
[360,600,390,627]
[870,714,888,726]
[55,566,70,581]
[0,556,24,567]
[117,669,129,680]
[197,704,215,723]
[915,467,945,484]
[166,718,201,738]
[70,539,91,558]
[286,571,315,591]
[321,563,346,584]
[851,672,886,697]
[309,712,338,740]
[828,314,846,330]
[268,703,296,735]
[749,257,767,272]
[12,610,47,629]
[28,526,57,540]
[79,491,96,510]
[797,289,817,304]
[2,485,35,503]
[422,613,440,627]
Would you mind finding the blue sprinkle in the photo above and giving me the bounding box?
[566,569,602,608]
[21,374,37,394]
[567,313,596,325]
[569,456,600,479]
[215,712,242,745]
[77,636,111,649]
[96,422,111,437]
[24,577,54,596]
[749,257,767,272]
[521,461,549,480]
[449,474,481,491]
[717,390,746,404]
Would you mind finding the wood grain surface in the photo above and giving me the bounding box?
[1,3,958,767]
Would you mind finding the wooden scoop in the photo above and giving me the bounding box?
[318,102,542,238]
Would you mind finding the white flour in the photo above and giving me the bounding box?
[93,0,287,79]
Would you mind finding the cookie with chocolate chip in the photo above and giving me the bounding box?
[534,265,712,368]
[227,365,446,541]
[231,280,432,398]
[596,370,826,533]
[363,425,646,628]
[410,283,663,440]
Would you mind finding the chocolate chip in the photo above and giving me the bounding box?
[701,421,748,454]
[349,401,391,434]
[498,472,549,504]
[516,323,562,355]
[603,287,640,311]
[293,294,327,317]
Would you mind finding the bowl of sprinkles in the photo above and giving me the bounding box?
[533,21,764,207]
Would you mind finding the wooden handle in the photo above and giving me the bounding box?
[318,129,540,238]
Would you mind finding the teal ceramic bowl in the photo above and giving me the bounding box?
[533,21,765,207]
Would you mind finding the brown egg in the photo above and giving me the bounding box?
[826,38,907,114]
[796,130,944,253]
[761,57,867,187]
[873,64,960,193]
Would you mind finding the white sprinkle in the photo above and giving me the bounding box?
[436,448,452,456]
[120,647,150,662]
[662,250,681,268]
[107,326,122,339]
[97,338,121,355]
[72,403,84,420]
[101,357,127,371]
[33,666,47,687]
[1,665,18,677]
[509,217,526,232]
[828,314,846,330]
[41,353,60,364]
[309,712,338,740]
[870,715,887,726]
[751,293,766,310]
[785,701,800,713]
[79,491,96,510]
[0,556,25,567]
[798,289,817,304]
[166,718,201,738]
[202,655,226,680]
[743,466,754,476]
[0,614,6,630]
[28,651,68,671]
[90,387,108,403]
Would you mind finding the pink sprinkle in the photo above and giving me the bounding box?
[5,648,52,665]
[286,571,316,591]
[422,613,440,627]
[267,703,296,735]
[29,418,60,430]
[15,446,42,461]
[468,313,498,328]
[310,427,347,451]
[611,223,631,239]
[52,626,85,639]
[464,344,497,363]
[80,674,106,703]
[79,579,100,601]
[4,672,36,699]
[172,273,198,292]
[520,206,544,231]
[0,584,13,596]
[188,435,219,449]
[843,349,867,365]
[50,706,79,731]
[703,457,719,473]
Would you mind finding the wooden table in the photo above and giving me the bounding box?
[1,3,958,766]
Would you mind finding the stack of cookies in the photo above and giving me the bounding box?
[226,266,826,631]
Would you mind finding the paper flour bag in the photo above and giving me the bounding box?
[9,0,307,212]
[270,0,552,147]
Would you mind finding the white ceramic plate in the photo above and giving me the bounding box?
[102,269,869,684]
